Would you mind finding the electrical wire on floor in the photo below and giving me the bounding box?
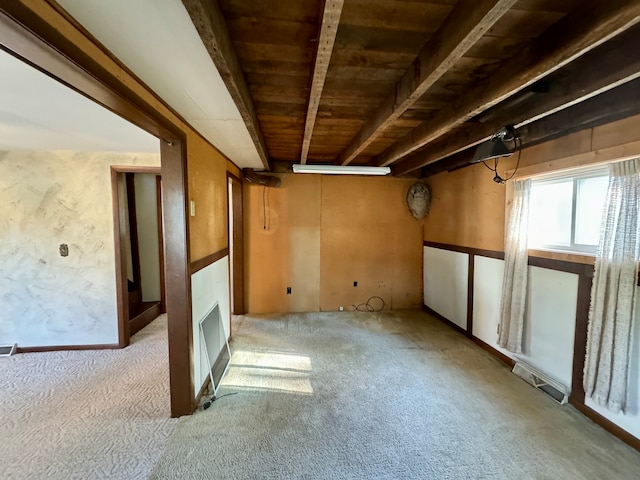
[203,392,238,410]
[352,295,385,312]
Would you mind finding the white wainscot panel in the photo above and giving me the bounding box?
[472,256,513,359]
[191,256,231,397]
[519,266,578,389]
[585,287,640,440]
[423,246,468,330]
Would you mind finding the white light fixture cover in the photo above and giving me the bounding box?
[292,164,391,175]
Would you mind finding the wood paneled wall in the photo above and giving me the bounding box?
[423,162,507,251]
[187,131,229,262]
[424,113,640,252]
[245,175,422,313]
[19,1,232,264]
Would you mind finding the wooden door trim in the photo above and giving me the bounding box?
[157,175,166,313]
[111,166,163,348]
[1,7,194,417]
[111,168,130,347]
[227,172,245,315]
[125,173,142,295]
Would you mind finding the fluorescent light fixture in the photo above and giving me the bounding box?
[292,164,391,175]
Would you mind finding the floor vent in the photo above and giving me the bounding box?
[0,344,17,357]
[512,359,569,405]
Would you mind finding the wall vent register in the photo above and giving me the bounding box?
[512,358,570,405]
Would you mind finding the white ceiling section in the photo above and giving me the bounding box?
[0,50,158,153]
[57,0,264,169]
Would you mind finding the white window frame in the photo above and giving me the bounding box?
[529,166,609,255]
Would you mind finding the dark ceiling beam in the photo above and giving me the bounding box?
[392,24,640,176]
[376,0,640,168]
[517,80,640,149]
[182,0,271,170]
[417,78,640,178]
[300,0,344,164]
[338,0,517,166]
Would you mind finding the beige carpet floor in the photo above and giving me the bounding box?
[4,311,640,479]
[151,310,640,480]
[0,314,178,480]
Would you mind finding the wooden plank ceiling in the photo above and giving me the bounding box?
[185,0,640,176]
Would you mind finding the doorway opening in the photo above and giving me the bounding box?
[1,6,193,417]
[113,168,166,343]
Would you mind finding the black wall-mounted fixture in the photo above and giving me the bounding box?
[471,125,519,164]
[471,126,521,184]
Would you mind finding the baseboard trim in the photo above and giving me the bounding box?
[17,343,120,353]
[422,304,468,337]
[570,399,640,452]
[423,303,514,368]
[470,336,515,368]
[423,304,639,453]
[130,302,161,337]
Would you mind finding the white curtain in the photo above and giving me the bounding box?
[498,179,531,353]
[584,158,640,414]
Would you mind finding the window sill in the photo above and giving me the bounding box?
[528,248,595,266]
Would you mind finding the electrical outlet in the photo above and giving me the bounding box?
[286,287,292,294]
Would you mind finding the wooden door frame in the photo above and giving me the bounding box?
[227,172,245,315]
[111,166,163,348]
[0,5,194,417]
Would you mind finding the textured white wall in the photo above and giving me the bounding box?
[191,257,231,396]
[0,150,160,347]
[423,246,468,329]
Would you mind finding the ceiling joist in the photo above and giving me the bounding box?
[182,0,271,170]
[375,0,640,168]
[300,0,344,164]
[393,24,640,176]
[338,0,517,166]
[419,78,640,178]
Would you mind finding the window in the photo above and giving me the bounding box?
[528,167,609,254]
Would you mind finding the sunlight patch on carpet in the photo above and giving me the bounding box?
[224,350,314,394]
